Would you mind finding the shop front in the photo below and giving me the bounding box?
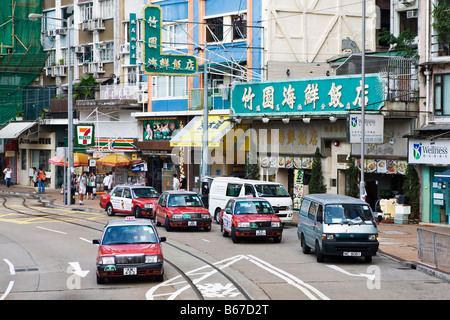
[18,132,56,189]
[408,138,450,224]
[230,74,387,202]
[136,116,186,193]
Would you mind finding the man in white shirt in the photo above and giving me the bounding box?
[102,173,111,193]
[172,173,180,190]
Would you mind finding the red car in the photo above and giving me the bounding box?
[93,217,166,284]
[100,185,160,219]
[220,197,283,243]
[154,191,212,231]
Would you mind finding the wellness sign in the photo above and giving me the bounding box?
[408,139,450,165]
[231,74,385,116]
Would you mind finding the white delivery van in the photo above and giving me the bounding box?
[208,177,293,224]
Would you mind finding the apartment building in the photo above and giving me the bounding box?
[413,0,450,224]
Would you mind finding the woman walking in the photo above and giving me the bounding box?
[3,165,12,188]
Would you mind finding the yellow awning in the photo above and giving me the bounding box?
[170,115,232,148]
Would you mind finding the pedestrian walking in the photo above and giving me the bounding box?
[32,167,38,193]
[102,172,111,193]
[180,174,186,190]
[37,168,46,193]
[78,172,87,205]
[172,173,180,190]
[3,165,12,188]
[88,172,96,200]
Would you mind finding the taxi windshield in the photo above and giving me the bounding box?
[234,201,274,215]
[324,204,374,224]
[102,225,158,245]
[168,194,203,207]
[133,188,160,199]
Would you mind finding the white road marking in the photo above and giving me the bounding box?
[0,281,14,300]
[146,254,329,300]
[3,259,15,275]
[246,255,330,300]
[79,237,92,244]
[327,264,376,282]
[36,226,67,234]
[1,259,15,300]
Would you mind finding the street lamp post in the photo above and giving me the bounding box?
[29,13,74,205]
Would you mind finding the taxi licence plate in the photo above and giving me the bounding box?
[188,220,197,226]
[256,230,266,236]
[124,268,137,275]
[343,252,361,257]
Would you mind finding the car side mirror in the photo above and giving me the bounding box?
[92,239,100,245]
[160,237,167,242]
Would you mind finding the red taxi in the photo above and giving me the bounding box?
[154,191,212,231]
[220,197,283,243]
[100,185,160,219]
[92,217,166,284]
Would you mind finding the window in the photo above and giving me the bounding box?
[232,14,247,40]
[308,202,317,221]
[206,17,223,42]
[299,199,310,217]
[226,183,242,197]
[80,3,93,22]
[434,74,450,115]
[99,42,114,62]
[152,76,187,98]
[162,23,187,48]
[100,0,114,19]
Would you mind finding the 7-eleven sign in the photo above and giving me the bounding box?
[75,125,95,147]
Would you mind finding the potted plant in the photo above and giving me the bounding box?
[432,1,450,55]
[16,110,24,121]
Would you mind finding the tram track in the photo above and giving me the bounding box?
[0,194,252,300]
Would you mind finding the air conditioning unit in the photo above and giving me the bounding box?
[138,92,148,103]
[45,30,56,37]
[407,10,418,19]
[120,43,130,54]
[74,46,83,53]
[137,82,148,93]
[55,28,67,35]
[400,0,415,7]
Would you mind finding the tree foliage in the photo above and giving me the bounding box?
[73,75,99,100]
[345,157,360,198]
[309,147,326,194]
[402,164,421,220]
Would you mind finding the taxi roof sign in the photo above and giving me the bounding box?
[125,216,136,221]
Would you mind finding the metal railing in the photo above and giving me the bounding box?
[417,228,450,270]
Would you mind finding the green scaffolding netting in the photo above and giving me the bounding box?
[0,0,47,125]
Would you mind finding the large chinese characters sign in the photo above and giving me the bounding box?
[231,74,385,116]
[143,5,198,75]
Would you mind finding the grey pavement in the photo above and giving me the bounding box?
[1,184,449,281]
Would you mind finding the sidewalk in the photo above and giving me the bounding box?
[1,184,449,280]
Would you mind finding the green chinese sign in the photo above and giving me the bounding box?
[231,74,385,116]
[129,13,137,65]
[143,5,198,75]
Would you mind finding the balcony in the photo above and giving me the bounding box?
[81,18,105,32]
[83,62,104,75]
[45,65,67,77]
[99,83,141,100]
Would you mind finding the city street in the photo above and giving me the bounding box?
[0,194,448,301]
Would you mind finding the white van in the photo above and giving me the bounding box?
[208,177,293,224]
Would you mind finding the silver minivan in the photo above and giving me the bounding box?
[297,194,379,263]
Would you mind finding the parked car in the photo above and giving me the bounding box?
[297,194,379,263]
[93,216,166,284]
[100,185,160,219]
[220,197,283,243]
[154,191,212,231]
[208,177,293,224]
